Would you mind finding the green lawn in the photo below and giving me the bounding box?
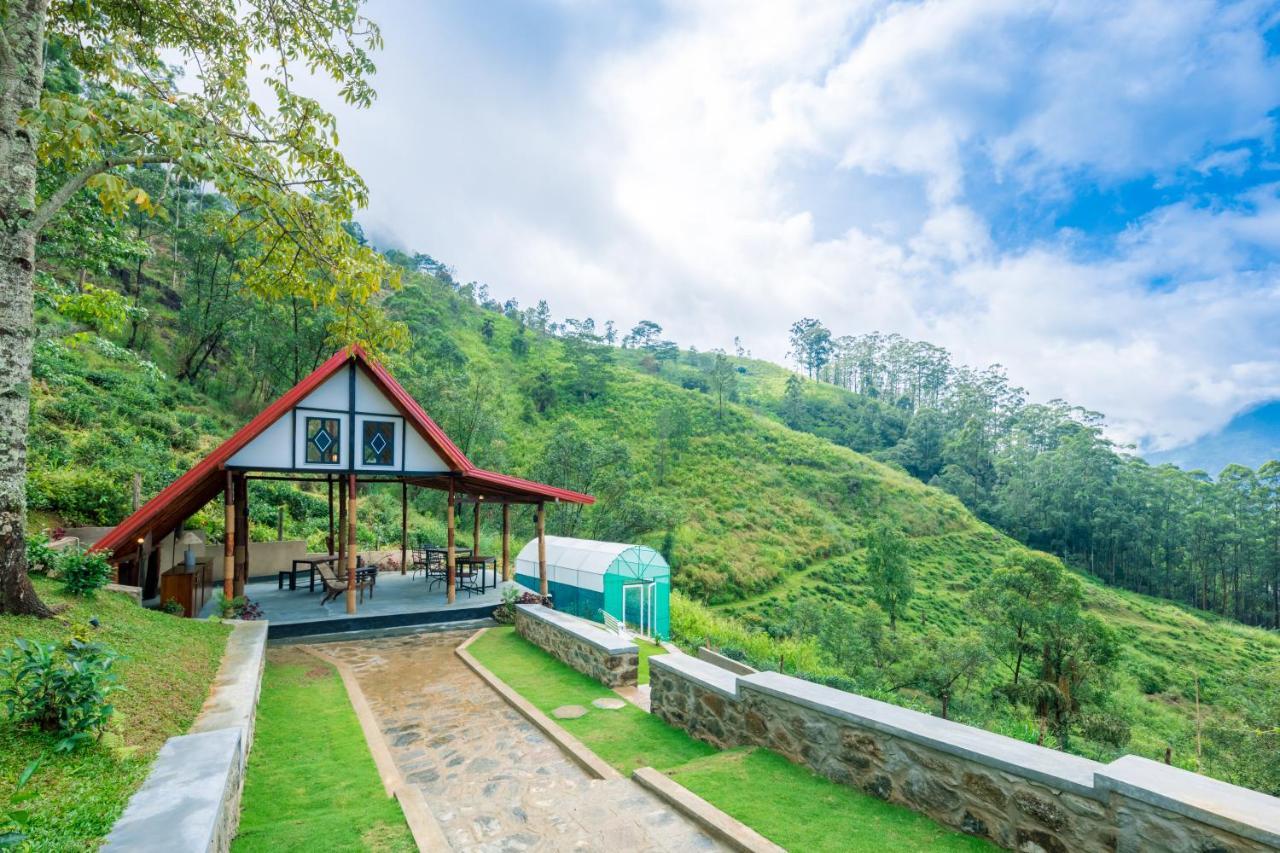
[635,635,663,684]
[468,627,993,852]
[233,648,415,852]
[0,576,230,851]
[472,627,713,773]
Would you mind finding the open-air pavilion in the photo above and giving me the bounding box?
[94,345,593,635]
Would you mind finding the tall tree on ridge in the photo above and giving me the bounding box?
[0,0,397,615]
[866,522,912,630]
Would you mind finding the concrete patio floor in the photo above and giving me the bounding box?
[201,570,513,638]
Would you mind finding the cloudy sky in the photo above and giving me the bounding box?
[309,0,1280,452]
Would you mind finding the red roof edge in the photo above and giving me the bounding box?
[465,468,595,505]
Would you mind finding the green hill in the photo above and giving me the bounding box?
[24,260,1280,796]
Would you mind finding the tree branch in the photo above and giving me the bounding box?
[27,153,172,235]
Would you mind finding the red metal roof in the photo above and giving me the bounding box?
[93,346,593,560]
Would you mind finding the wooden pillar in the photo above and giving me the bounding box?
[537,501,547,599]
[337,474,347,586]
[400,481,408,575]
[233,473,248,597]
[223,472,235,599]
[446,480,456,604]
[501,503,511,582]
[473,500,481,554]
[326,474,335,554]
[346,474,357,614]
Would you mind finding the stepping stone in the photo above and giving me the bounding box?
[552,704,589,719]
[591,697,626,710]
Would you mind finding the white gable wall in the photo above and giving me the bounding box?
[404,427,447,471]
[226,362,452,473]
[226,412,293,469]
[354,368,398,415]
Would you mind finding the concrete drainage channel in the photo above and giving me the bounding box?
[455,628,784,853]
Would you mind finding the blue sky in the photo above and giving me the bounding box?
[307,0,1280,451]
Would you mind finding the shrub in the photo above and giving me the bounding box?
[0,637,119,752]
[24,535,58,576]
[493,588,543,624]
[1078,712,1132,748]
[212,593,263,621]
[57,549,112,597]
[160,598,185,616]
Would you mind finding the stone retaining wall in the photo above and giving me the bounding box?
[515,603,639,688]
[651,654,1280,853]
[103,621,268,853]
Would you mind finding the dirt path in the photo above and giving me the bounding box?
[307,629,724,852]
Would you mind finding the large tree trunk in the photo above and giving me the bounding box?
[0,0,54,616]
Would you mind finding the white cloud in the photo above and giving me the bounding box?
[318,0,1280,450]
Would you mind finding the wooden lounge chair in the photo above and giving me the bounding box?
[315,560,374,605]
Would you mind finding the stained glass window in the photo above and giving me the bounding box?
[363,420,395,466]
[306,417,341,464]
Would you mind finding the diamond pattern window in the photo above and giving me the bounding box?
[362,420,395,466]
[305,417,341,464]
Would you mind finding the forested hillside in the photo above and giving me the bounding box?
[23,176,1280,797]
[718,322,1280,632]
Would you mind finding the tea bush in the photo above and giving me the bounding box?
[0,637,119,752]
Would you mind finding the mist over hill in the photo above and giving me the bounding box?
[1145,401,1280,476]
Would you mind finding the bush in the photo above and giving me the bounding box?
[57,550,113,597]
[0,636,119,752]
[493,588,543,624]
[212,593,263,621]
[1078,712,1132,748]
[159,598,185,616]
[24,535,58,576]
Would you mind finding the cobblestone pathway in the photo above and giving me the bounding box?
[311,630,724,853]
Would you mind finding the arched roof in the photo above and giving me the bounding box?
[515,535,669,580]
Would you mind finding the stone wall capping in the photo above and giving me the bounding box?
[190,621,268,766]
[102,728,243,852]
[697,647,757,675]
[740,671,1105,800]
[105,620,268,852]
[515,603,637,654]
[652,652,742,700]
[1096,755,1280,849]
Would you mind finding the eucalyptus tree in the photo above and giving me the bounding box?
[0,0,398,615]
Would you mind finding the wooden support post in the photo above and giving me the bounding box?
[346,474,357,614]
[233,473,248,597]
[223,472,235,599]
[501,503,511,582]
[337,474,347,584]
[327,474,335,555]
[400,481,408,575]
[537,501,547,600]
[473,500,481,554]
[277,506,284,541]
[446,481,456,605]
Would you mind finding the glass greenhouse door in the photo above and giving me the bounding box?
[622,582,654,636]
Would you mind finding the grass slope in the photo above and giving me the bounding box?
[0,577,229,850]
[233,648,414,852]
[468,627,991,852]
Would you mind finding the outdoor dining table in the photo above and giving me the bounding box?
[280,554,339,591]
[455,554,497,595]
[415,546,471,588]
